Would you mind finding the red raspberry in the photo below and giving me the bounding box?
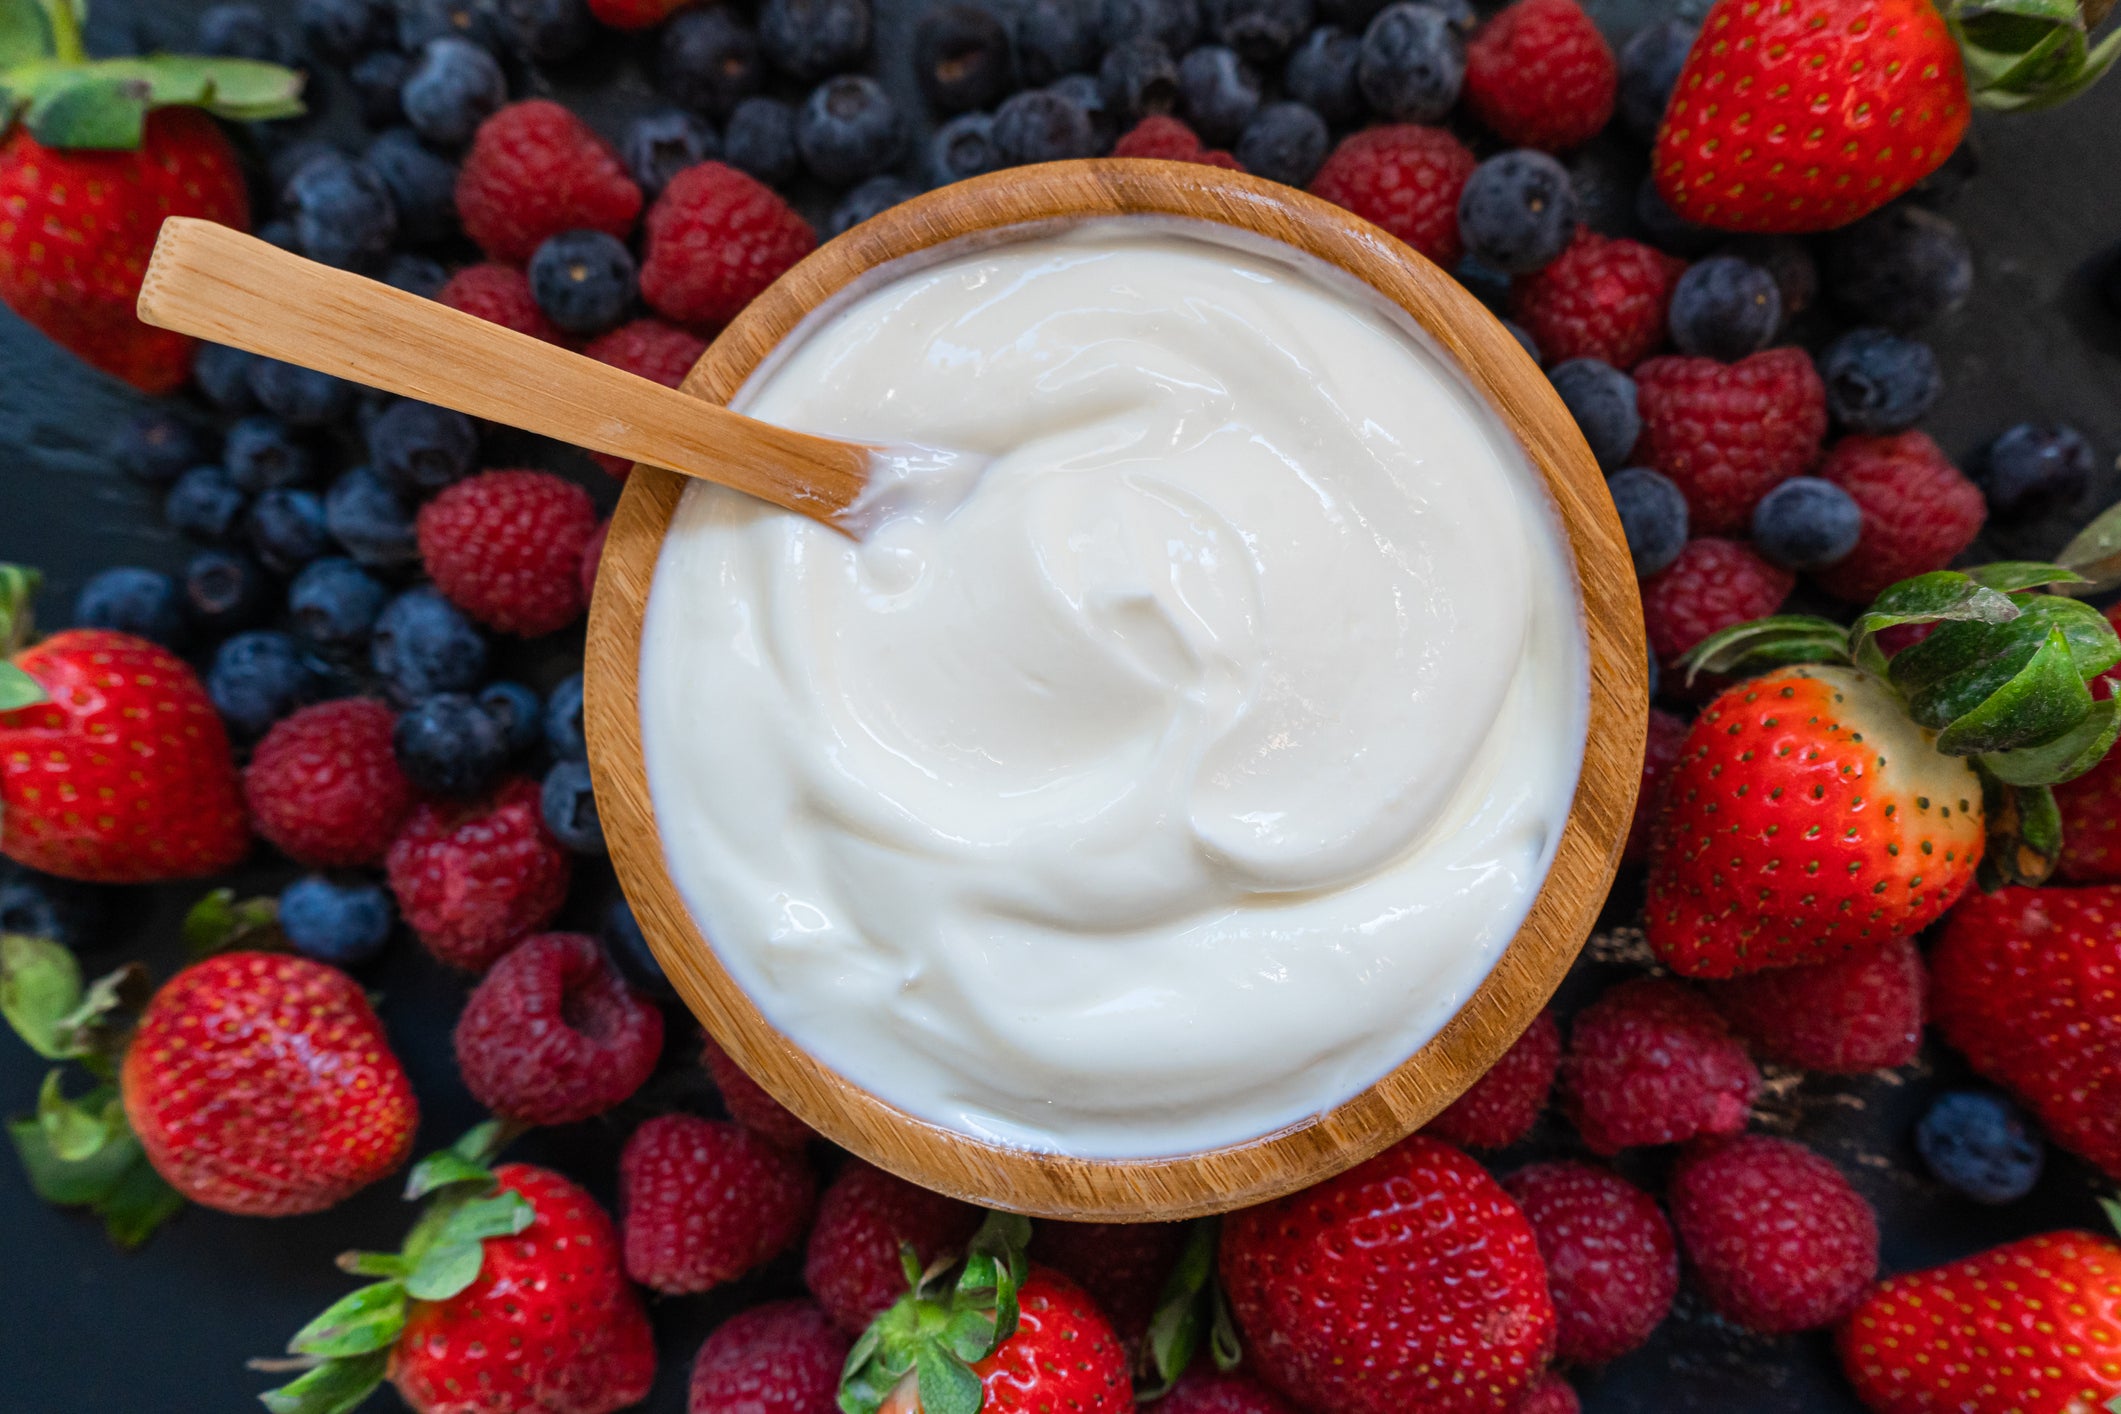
[1113,115,1244,169]
[1633,349,1827,533]
[416,469,599,637]
[591,0,692,27]
[1517,1376,1581,1414]
[703,1034,815,1148]
[1463,0,1616,151]
[1029,1219,1188,1344]
[243,698,412,868]
[1309,125,1477,268]
[1561,977,1759,1154]
[1811,430,1986,603]
[1509,228,1685,369]
[438,262,568,345]
[804,1159,981,1333]
[1668,1135,1879,1333]
[454,932,665,1125]
[1623,708,1689,865]
[1706,936,1926,1073]
[620,1113,816,1294]
[1424,1007,1559,1150]
[1160,1371,1299,1414]
[456,100,643,264]
[387,777,571,970]
[689,1300,850,1414]
[641,162,816,330]
[584,319,709,476]
[1640,538,1794,667]
[1502,1161,1678,1364]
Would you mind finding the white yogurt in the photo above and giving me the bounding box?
[639,222,1588,1158]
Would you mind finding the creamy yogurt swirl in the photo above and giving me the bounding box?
[640,223,1588,1157]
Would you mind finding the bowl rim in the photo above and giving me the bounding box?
[585,157,1647,1220]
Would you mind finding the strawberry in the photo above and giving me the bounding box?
[1654,0,2116,234]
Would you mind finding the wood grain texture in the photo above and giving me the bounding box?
[135,218,871,527]
[586,160,1648,1220]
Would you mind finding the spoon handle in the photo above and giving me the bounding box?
[137,217,869,526]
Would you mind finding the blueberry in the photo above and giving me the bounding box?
[1102,0,1200,50]
[541,760,606,853]
[301,0,392,56]
[930,111,1002,184]
[1176,46,1260,144]
[1050,72,1118,148]
[478,680,545,753]
[194,344,259,412]
[1633,174,1717,257]
[1980,423,2096,522]
[368,398,478,496]
[284,153,398,271]
[625,110,718,199]
[208,631,319,738]
[250,359,358,430]
[289,557,387,654]
[798,76,906,186]
[916,3,1016,113]
[320,469,416,571]
[1548,359,1639,472]
[528,230,639,336]
[1723,233,1816,326]
[1357,2,1462,123]
[1916,1091,2044,1204]
[1608,467,1688,577]
[397,0,504,48]
[498,0,595,61]
[279,875,395,967]
[271,139,341,194]
[260,220,303,252]
[249,488,331,575]
[1458,150,1577,275]
[1618,18,1693,143]
[383,252,451,299]
[199,3,286,61]
[111,412,205,485]
[0,869,115,954]
[225,416,313,493]
[1751,477,1861,571]
[1669,255,1782,360]
[829,175,922,236]
[183,550,273,635]
[759,0,872,81]
[373,586,488,703]
[166,467,249,542]
[1818,328,1941,434]
[402,36,508,147]
[1205,0,1313,61]
[1100,39,1181,123]
[364,129,460,247]
[1018,0,1101,83]
[1646,645,1660,701]
[1283,26,1362,125]
[603,895,675,998]
[1235,101,1327,186]
[724,96,801,186]
[351,51,409,126]
[658,8,764,117]
[75,567,186,648]
[395,692,509,797]
[994,88,1099,164]
[1502,319,1540,363]
[1454,256,1511,310]
[1827,205,1974,331]
[545,672,587,759]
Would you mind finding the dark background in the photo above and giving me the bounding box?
[2,0,2119,1411]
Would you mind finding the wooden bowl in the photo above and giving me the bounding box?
[585,159,1647,1220]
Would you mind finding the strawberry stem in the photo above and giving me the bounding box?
[39,0,85,65]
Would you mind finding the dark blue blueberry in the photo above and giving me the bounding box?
[830,175,922,237]
[1503,319,1540,364]
[351,50,409,127]
[397,0,504,48]
[1669,255,1782,360]
[529,230,639,336]
[1099,39,1181,123]
[758,0,873,81]
[224,416,313,493]
[75,567,186,648]
[373,586,488,703]
[249,488,331,575]
[544,672,587,760]
[1723,233,1816,326]
[258,220,300,251]
[1102,0,1200,51]
[1177,45,1261,144]
[1357,2,1462,122]
[1608,466,1688,577]
[395,692,509,796]
[111,412,205,485]
[402,36,508,147]
[541,760,605,853]
[1916,1091,2044,1204]
[1827,205,1974,331]
[930,111,1002,185]
[279,875,395,967]
[1751,477,1861,571]
[723,97,801,186]
[1646,646,1660,702]
[325,466,421,568]
[166,467,249,542]
[1633,174,1718,257]
[1235,101,1326,186]
[478,680,544,754]
[798,76,906,187]
[298,0,393,57]
[0,869,115,953]
[1283,25,1362,125]
[916,3,1017,113]
[1618,18,1693,143]
[624,110,718,200]
[249,359,358,428]
[994,87,1099,164]
[1205,0,1313,61]
[1049,72,1118,148]
[603,895,675,998]
[658,8,763,118]
[1818,328,1941,434]
[198,3,287,61]
[193,343,259,412]
[1454,256,1511,310]
[1017,0,1101,84]
[270,139,341,194]
[284,152,399,271]
[1548,359,1640,472]
[364,129,460,247]
[208,631,319,738]
[289,557,388,653]
[499,0,595,61]
[1980,423,2096,522]
[1458,149,1577,275]
[183,550,273,636]
[369,398,478,496]
[384,252,451,299]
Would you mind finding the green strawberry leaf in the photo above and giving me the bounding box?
[95,1149,184,1248]
[403,1241,484,1301]
[2101,1195,2121,1238]
[184,888,281,959]
[914,1343,983,1414]
[0,0,55,70]
[1680,615,1851,682]
[35,1068,120,1161]
[8,1102,182,1246]
[1850,571,2021,640]
[1936,626,2093,756]
[1980,696,2121,786]
[0,660,43,711]
[22,70,144,147]
[288,1282,406,1359]
[49,961,147,1069]
[334,1250,412,1279]
[1137,1218,1219,1399]
[259,1350,390,1414]
[0,563,38,656]
[1207,1286,1241,1372]
[1897,596,2120,731]
[0,932,82,1059]
[430,1190,534,1247]
[2057,497,2121,593]
[402,1118,512,1199]
[1964,561,2086,593]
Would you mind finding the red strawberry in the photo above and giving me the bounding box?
[121,951,418,1216]
[1219,1135,1555,1414]
[690,1300,851,1414]
[1837,1229,2121,1414]
[1811,431,1986,603]
[806,1159,981,1334]
[1503,1161,1677,1364]
[703,1033,816,1148]
[1561,977,1759,1153]
[1633,348,1828,534]
[1509,227,1685,369]
[1029,1218,1187,1345]
[387,777,571,970]
[1670,1135,1878,1334]
[1309,125,1477,269]
[1462,0,1616,152]
[243,697,413,868]
[2058,752,2121,884]
[1624,708,1689,864]
[1707,934,1927,1072]
[960,1268,1131,1414]
[1424,1006,1559,1150]
[620,1113,816,1294]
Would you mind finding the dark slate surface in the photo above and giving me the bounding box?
[2,2,2118,1412]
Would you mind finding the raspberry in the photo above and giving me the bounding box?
[1113,115,1243,169]
[387,777,570,970]
[243,698,412,867]
[1424,1007,1558,1150]
[619,1113,816,1294]
[454,932,665,1125]
[1308,125,1477,268]
[1640,538,1794,667]
[438,263,568,345]
[1706,936,1927,1073]
[1509,227,1685,369]
[416,469,598,637]
[1561,977,1759,1153]
[1501,1161,1678,1363]
[640,162,816,330]
[1623,708,1688,865]
[1633,349,1828,533]
[804,1159,981,1333]
[703,1034,815,1148]
[1029,1219,1188,1343]
[689,1300,850,1414]
[1517,1375,1581,1414]
[581,517,610,604]
[584,318,708,476]
[1811,430,1986,603]
[1668,1135,1879,1333]
[456,100,643,264]
[1463,0,1616,152]
[591,0,692,28]
[1160,1371,1299,1414]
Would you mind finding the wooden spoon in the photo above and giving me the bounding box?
[135,217,875,529]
